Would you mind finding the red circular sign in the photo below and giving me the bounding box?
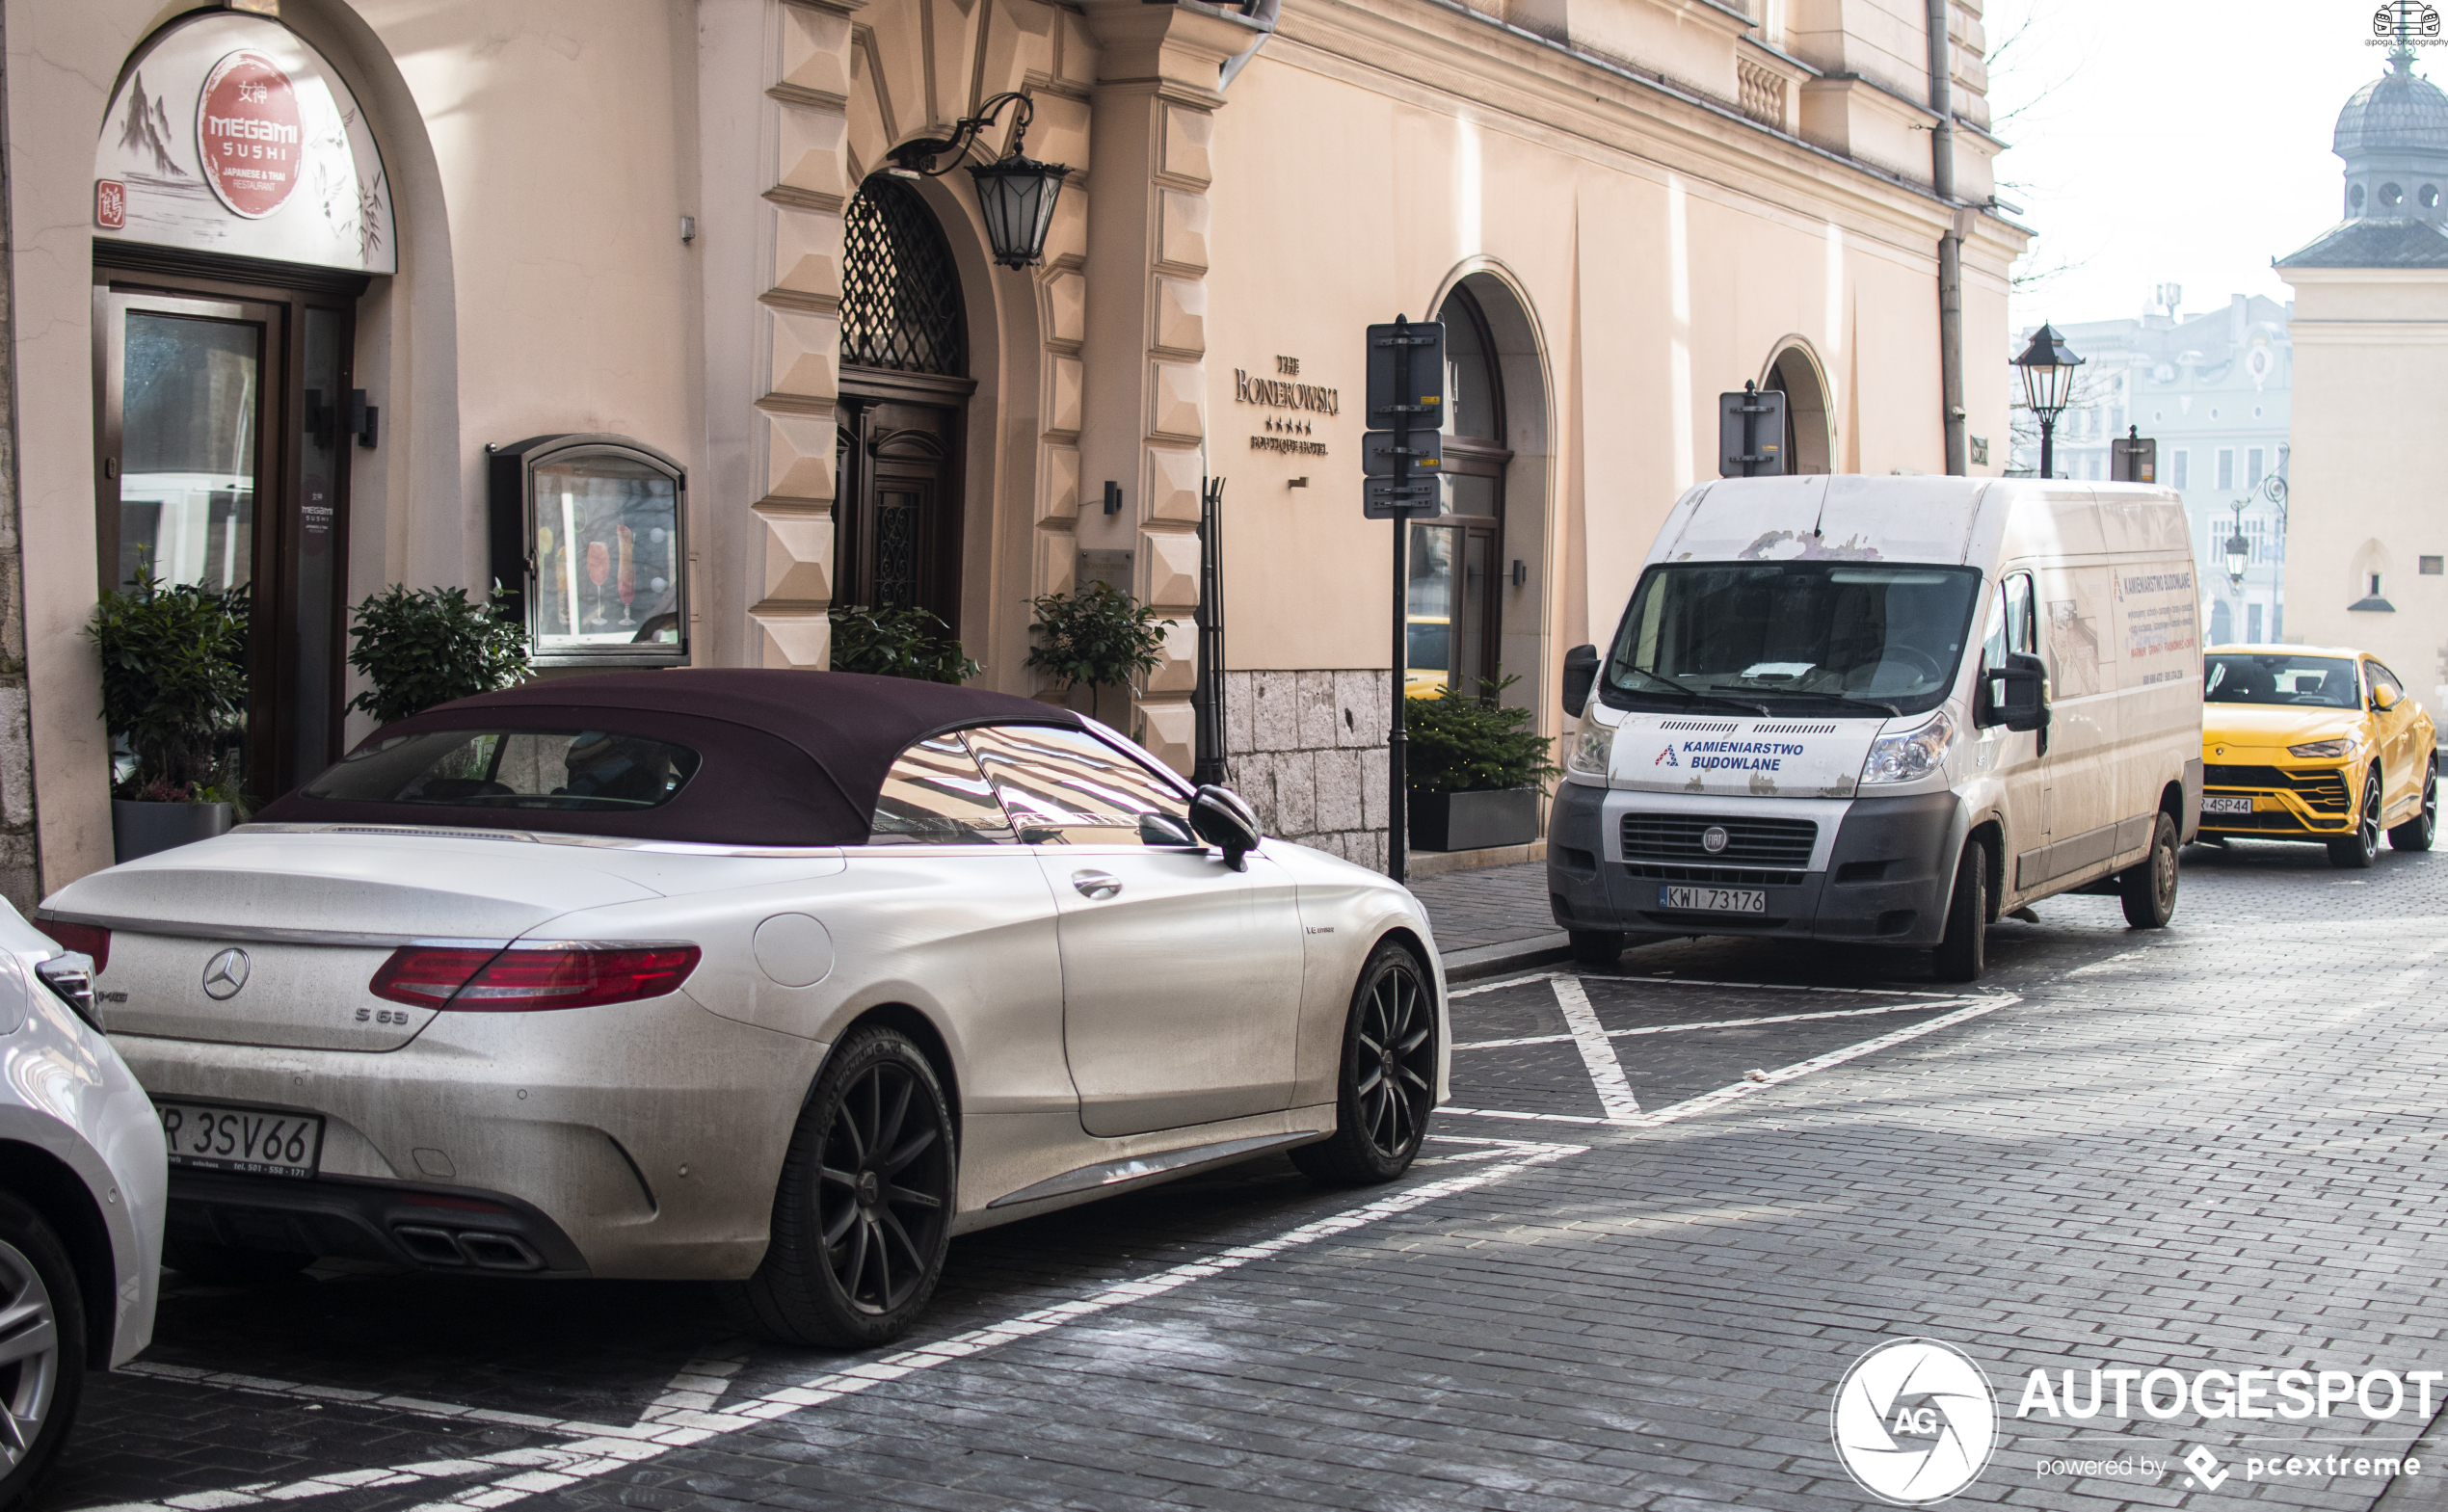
[196,49,302,220]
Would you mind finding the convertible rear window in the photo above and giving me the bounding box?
[301,729,703,810]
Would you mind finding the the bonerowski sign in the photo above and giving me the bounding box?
[94,12,395,273]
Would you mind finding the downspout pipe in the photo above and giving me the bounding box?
[1929,0,1967,476]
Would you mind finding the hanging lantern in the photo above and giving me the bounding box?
[968,150,1071,270]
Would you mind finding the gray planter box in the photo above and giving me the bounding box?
[113,800,234,864]
[1409,787,1540,852]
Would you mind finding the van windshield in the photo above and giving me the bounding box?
[1602,562,1983,717]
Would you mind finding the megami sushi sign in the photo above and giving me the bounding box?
[93,13,395,273]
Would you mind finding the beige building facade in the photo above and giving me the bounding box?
[2280,45,2448,701]
[3,0,2025,899]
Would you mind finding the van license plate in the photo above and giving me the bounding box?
[2202,795,2253,815]
[1660,886,1767,915]
[156,1101,323,1180]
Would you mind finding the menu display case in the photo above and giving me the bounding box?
[487,435,687,667]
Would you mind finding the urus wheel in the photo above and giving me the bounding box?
[2329,769,2383,869]
[2120,810,2180,929]
[727,1026,955,1348]
[1293,943,1438,1187]
[0,1191,84,1512]
[2390,756,2437,852]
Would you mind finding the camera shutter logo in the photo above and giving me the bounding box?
[201,948,251,1001]
[1830,1339,1998,1504]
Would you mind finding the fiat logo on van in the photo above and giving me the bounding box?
[1701,825,1731,855]
[201,948,251,1000]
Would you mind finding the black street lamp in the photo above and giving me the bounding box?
[888,92,1072,269]
[2225,502,2252,588]
[2012,323,2084,480]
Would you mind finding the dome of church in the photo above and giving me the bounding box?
[2335,54,2448,157]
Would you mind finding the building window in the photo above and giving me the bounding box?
[2248,603,2263,643]
[840,176,966,376]
[2373,572,2385,597]
[2424,556,2445,575]
[2353,183,2368,211]
[2382,182,2406,207]
[2248,448,2264,486]
[2217,449,2234,490]
[2172,450,2189,489]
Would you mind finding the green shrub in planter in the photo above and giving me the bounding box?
[347,585,533,726]
[829,603,981,685]
[1403,676,1558,793]
[1025,581,1173,723]
[88,575,249,801]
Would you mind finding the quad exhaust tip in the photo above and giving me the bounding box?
[391,1224,544,1271]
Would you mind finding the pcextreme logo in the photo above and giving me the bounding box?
[1830,1340,1998,1504]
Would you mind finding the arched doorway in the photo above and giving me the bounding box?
[1407,283,1512,699]
[1763,342,1834,475]
[834,175,973,626]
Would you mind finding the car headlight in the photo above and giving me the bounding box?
[2287,737,2354,759]
[1861,707,1957,785]
[1566,710,1616,777]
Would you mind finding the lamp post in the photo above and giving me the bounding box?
[886,92,1072,269]
[2012,323,2084,480]
[2225,501,2252,589]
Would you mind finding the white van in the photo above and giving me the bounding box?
[1549,476,2204,981]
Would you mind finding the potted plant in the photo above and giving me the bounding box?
[1024,581,1173,722]
[828,604,981,684]
[1404,676,1559,852]
[347,584,533,724]
[89,575,250,862]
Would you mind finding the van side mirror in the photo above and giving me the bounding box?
[1562,644,1600,718]
[1981,650,2049,733]
[1187,784,1262,870]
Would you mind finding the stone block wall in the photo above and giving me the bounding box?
[1222,670,1390,871]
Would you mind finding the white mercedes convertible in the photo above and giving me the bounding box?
[35,670,1446,1346]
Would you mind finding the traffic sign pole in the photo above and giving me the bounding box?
[1363,314,1446,884]
[1389,316,1410,885]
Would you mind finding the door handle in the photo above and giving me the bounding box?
[1071,870,1122,901]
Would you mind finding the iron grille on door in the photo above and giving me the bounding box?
[841,177,965,377]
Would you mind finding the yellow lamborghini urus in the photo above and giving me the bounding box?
[2198,645,2437,868]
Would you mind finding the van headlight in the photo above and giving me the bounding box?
[1860,708,1956,785]
[1566,709,1616,777]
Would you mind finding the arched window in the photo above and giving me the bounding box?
[1764,345,1833,474]
[834,175,975,626]
[1405,285,1511,700]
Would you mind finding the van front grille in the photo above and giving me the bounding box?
[1624,862,1806,888]
[1622,813,1818,867]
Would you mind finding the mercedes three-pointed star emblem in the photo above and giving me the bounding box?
[200,947,251,1001]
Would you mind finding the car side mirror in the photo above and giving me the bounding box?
[1138,812,1200,848]
[1187,784,1262,870]
[1562,643,1600,718]
[2374,684,2401,712]
[1981,650,2049,733]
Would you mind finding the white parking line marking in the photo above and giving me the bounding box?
[89,1135,1586,1512]
[1444,992,2018,1128]
[1450,970,1976,1000]
[1552,976,1643,1123]
[1453,995,1987,1051]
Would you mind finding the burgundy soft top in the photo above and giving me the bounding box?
[254,669,1081,847]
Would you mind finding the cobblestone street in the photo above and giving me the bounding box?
[46,840,2448,1512]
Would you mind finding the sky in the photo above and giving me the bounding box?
[1990,0,2408,331]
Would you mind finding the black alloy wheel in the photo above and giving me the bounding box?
[1931,836,1988,983]
[2328,768,2384,869]
[727,1026,954,1347]
[2390,756,2438,852]
[2119,810,2180,929]
[1293,943,1438,1187]
[0,1192,84,1510]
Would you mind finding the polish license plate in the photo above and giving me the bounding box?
[156,1100,324,1179]
[2202,795,2254,815]
[1660,885,1767,915]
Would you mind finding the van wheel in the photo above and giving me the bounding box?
[2119,811,2180,929]
[2390,756,2436,852]
[1567,930,1626,967]
[1931,837,1988,983]
[2328,769,2383,869]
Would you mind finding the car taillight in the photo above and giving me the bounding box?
[369,944,700,1012]
[33,919,108,974]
